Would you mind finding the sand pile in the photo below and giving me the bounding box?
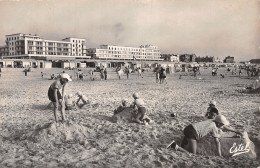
[24,121,93,147]
[197,131,257,158]
[247,87,260,94]
[112,107,136,123]
[237,87,260,94]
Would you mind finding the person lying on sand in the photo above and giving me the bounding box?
[131,93,147,124]
[180,115,242,156]
[114,99,128,115]
[64,94,77,110]
[76,91,90,109]
[205,100,219,119]
[48,73,72,122]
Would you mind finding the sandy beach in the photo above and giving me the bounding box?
[0,67,259,167]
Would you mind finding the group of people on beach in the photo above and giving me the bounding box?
[47,72,243,157]
[155,66,167,84]
[47,72,148,124]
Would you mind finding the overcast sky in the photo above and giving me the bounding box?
[0,0,259,61]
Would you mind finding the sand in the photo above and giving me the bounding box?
[0,67,259,167]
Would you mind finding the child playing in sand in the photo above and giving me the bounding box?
[76,91,90,109]
[48,73,72,122]
[180,115,242,156]
[131,93,147,124]
[205,100,219,119]
[64,94,77,110]
[114,99,128,115]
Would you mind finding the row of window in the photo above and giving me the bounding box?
[26,51,84,56]
[28,41,71,47]
[6,36,21,41]
[107,47,146,52]
[72,40,84,43]
[97,50,160,56]
[97,55,158,59]
[72,44,82,47]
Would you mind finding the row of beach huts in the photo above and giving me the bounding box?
[0,59,256,73]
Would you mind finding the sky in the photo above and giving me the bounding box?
[0,0,259,61]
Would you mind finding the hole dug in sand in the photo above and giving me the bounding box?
[196,131,257,159]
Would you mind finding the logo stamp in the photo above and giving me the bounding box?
[229,142,250,157]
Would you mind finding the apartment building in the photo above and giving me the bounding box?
[0,33,89,59]
[179,54,196,62]
[223,56,235,63]
[87,44,163,61]
[161,54,180,62]
[62,37,87,56]
[195,56,215,63]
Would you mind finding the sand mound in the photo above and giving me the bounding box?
[197,131,257,158]
[25,121,93,146]
[112,107,136,123]
[247,87,260,94]
[237,87,260,94]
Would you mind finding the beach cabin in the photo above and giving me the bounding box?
[62,62,76,69]
[44,61,52,68]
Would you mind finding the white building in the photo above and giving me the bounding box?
[87,44,163,61]
[0,33,90,59]
[62,37,87,57]
[169,55,179,62]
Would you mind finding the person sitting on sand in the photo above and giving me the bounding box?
[131,93,147,124]
[50,74,55,80]
[64,94,77,110]
[114,99,128,115]
[205,100,219,119]
[48,73,72,122]
[180,115,242,156]
[76,91,90,109]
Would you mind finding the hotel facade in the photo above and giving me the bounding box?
[0,33,90,59]
[87,45,163,61]
[0,33,162,61]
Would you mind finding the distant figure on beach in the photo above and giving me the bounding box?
[212,68,217,76]
[64,94,77,110]
[131,93,147,124]
[205,100,219,119]
[246,67,251,78]
[89,70,94,80]
[155,67,160,83]
[50,74,55,80]
[114,99,128,115]
[239,69,242,78]
[137,67,143,78]
[104,68,108,80]
[117,68,124,80]
[41,72,43,79]
[48,73,72,122]
[220,74,225,78]
[24,68,28,76]
[79,71,84,80]
[125,67,130,79]
[180,115,242,156]
[193,67,198,77]
[100,68,105,80]
[159,67,167,84]
[0,66,2,78]
[76,91,90,109]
